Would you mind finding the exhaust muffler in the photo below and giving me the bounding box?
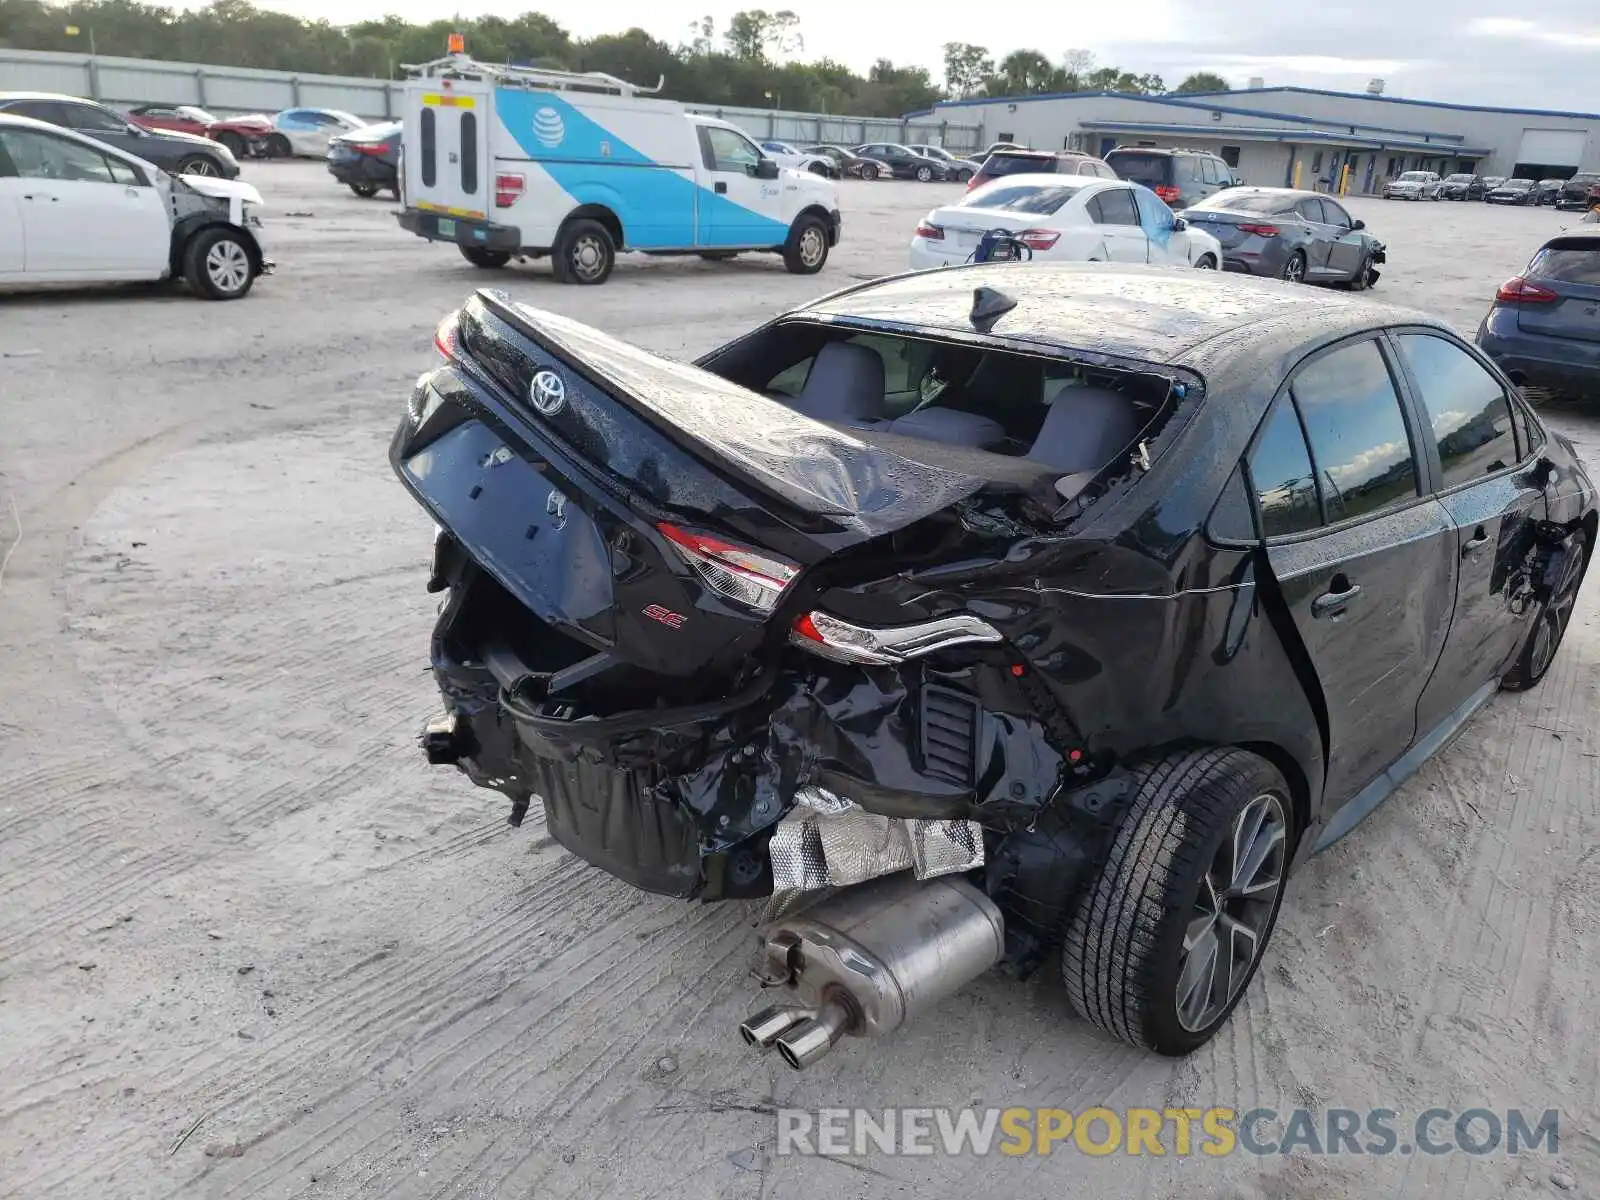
[738,873,1004,1069]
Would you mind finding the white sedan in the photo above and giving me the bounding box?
[910,174,1221,271]
[759,139,837,177]
[270,107,369,157]
[1382,170,1442,200]
[0,114,269,299]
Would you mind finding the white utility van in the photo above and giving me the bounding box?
[397,44,842,285]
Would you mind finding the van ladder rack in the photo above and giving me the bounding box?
[401,52,665,96]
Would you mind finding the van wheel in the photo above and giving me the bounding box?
[460,246,511,269]
[782,215,830,274]
[183,226,255,300]
[552,218,615,285]
[1062,748,1293,1055]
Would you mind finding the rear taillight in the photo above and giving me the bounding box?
[914,220,944,241]
[1496,276,1559,303]
[1017,228,1060,250]
[494,172,525,208]
[1155,185,1181,203]
[656,523,799,614]
[433,310,460,359]
[354,142,387,157]
[791,610,1003,665]
[1237,223,1280,237]
[965,175,981,191]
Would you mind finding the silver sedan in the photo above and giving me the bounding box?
[1181,186,1387,288]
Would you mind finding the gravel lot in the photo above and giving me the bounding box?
[2,163,1597,1200]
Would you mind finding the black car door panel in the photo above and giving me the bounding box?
[1247,337,1459,808]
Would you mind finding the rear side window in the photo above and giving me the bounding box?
[1296,198,1328,223]
[1248,396,1322,536]
[1201,158,1222,184]
[1292,340,1419,523]
[1527,245,1600,284]
[459,111,478,195]
[419,107,436,187]
[1087,188,1140,226]
[1175,155,1204,183]
[1394,334,1518,486]
[1106,152,1169,187]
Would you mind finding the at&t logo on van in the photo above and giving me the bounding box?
[532,107,565,148]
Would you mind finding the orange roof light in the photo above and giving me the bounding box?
[447,33,465,54]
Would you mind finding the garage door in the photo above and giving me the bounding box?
[1516,129,1587,168]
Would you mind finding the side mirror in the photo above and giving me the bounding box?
[1171,216,1187,231]
[754,158,779,180]
[1352,218,1365,230]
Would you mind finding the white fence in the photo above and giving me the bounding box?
[0,48,985,151]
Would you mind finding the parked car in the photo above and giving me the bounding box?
[966,148,1117,193]
[1486,178,1538,205]
[1556,173,1600,212]
[759,140,838,177]
[909,174,1219,271]
[327,120,400,197]
[0,113,268,298]
[906,144,983,182]
[1479,176,1507,198]
[394,268,1594,1065]
[852,143,950,181]
[1477,233,1600,399]
[125,103,219,138]
[1382,171,1442,200]
[1533,179,1565,206]
[799,144,872,178]
[1440,173,1487,200]
[1104,146,1238,209]
[978,140,1026,158]
[1184,187,1386,288]
[269,108,369,158]
[205,113,276,159]
[0,91,238,178]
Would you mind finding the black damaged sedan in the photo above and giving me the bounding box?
[391,265,1595,1065]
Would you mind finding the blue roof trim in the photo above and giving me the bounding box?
[1080,119,1492,155]
[1124,84,1600,123]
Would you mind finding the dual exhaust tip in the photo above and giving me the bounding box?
[739,1000,853,1070]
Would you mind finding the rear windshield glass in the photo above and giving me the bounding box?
[1529,246,1600,284]
[981,153,1057,178]
[1191,191,1292,215]
[1570,174,1600,184]
[964,182,1088,214]
[1505,179,1534,188]
[1398,172,1430,181]
[1106,153,1170,186]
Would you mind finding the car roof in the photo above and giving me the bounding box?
[799,262,1441,367]
[0,112,159,168]
[968,171,1108,192]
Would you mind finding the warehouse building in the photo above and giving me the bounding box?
[912,85,1600,193]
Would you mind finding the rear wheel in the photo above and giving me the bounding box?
[350,183,380,198]
[183,226,255,300]
[552,218,615,285]
[782,215,829,275]
[860,162,879,181]
[460,245,511,269]
[1063,749,1293,1054]
[177,155,220,177]
[1502,530,1589,690]
[1281,251,1307,283]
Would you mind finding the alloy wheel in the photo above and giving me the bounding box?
[205,239,251,295]
[182,158,218,177]
[1283,254,1306,283]
[1176,792,1287,1032]
[1529,541,1586,678]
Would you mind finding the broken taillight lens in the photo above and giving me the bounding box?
[914,220,945,240]
[434,310,461,359]
[1155,185,1182,203]
[1017,228,1060,250]
[656,523,799,614]
[791,610,1003,665]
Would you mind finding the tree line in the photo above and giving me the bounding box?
[0,1,1230,117]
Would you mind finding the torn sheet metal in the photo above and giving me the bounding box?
[768,785,983,892]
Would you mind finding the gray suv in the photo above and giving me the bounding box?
[0,92,238,178]
[1105,147,1236,210]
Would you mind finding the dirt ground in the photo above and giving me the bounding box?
[1,165,1597,1200]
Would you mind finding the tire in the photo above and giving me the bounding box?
[807,161,829,176]
[551,217,615,285]
[460,245,511,269]
[955,168,972,182]
[266,133,291,158]
[860,163,879,181]
[915,165,933,182]
[177,155,221,177]
[183,225,255,300]
[1062,748,1293,1054]
[1281,251,1307,284]
[1194,254,1217,269]
[782,214,830,275]
[1348,254,1376,291]
[214,131,246,158]
[350,183,380,198]
[1501,529,1589,691]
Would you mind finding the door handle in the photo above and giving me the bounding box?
[1311,584,1362,617]
[21,194,58,202]
[714,181,727,194]
[1462,526,1491,556]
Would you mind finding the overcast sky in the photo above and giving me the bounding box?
[264,0,1600,111]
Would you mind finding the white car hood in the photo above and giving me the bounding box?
[180,176,263,206]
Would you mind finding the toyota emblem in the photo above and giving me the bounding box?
[529,369,567,416]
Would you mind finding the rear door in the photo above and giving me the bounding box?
[1248,335,1458,807]
[1514,239,1600,345]
[1392,331,1548,733]
[1085,186,1149,262]
[0,135,22,273]
[404,82,491,221]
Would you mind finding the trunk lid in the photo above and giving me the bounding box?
[924,204,1038,253]
[1179,209,1268,249]
[1518,238,1600,344]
